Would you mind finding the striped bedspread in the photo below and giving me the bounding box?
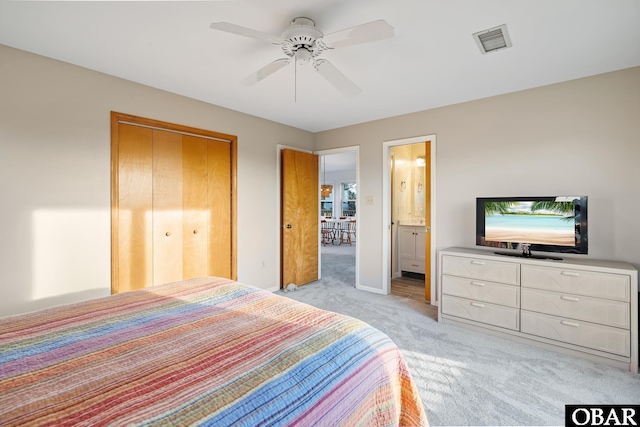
[0,277,427,426]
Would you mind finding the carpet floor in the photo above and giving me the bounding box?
[280,244,640,426]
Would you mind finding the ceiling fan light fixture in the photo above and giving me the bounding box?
[295,47,312,65]
[472,24,512,54]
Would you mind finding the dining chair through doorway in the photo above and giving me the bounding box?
[339,220,356,245]
[321,220,336,246]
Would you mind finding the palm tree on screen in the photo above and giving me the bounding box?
[530,201,575,221]
[484,201,517,215]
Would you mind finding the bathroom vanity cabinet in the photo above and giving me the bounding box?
[398,225,426,274]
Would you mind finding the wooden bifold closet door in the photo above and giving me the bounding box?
[111,113,236,294]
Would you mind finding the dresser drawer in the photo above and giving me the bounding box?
[442,275,520,308]
[400,259,425,274]
[521,265,629,301]
[442,255,519,285]
[521,288,629,329]
[441,295,519,330]
[521,310,630,357]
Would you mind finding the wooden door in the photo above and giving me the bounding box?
[181,135,210,280]
[153,129,184,285]
[206,139,232,278]
[115,124,154,292]
[153,132,231,285]
[281,149,319,288]
[112,112,236,294]
[424,141,432,302]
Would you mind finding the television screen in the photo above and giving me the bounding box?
[476,196,588,257]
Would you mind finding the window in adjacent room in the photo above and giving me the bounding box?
[321,192,333,217]
[342,182,356,217]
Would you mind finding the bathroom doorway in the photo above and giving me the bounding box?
[382,136,436,304]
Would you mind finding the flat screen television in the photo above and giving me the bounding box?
[476,196,588,259]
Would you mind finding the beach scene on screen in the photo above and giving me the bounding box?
[485,201,575,246]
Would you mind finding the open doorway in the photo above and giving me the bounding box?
[317,147,359,288]
[382,135,436,304]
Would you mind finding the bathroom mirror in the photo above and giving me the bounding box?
[413,155,426,218]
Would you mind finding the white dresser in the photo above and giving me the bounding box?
[438,247,638,373]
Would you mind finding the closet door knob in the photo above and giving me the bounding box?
[193,230,198,234]
[165,232,171,237]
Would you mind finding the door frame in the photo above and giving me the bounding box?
[111,112,238,293]
[315,146,360,289]
[382,135,437,304]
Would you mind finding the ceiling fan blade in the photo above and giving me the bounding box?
[314,59,361,97]
[321,19,394,49]
[210,22,284,44]
[240,58,291,86]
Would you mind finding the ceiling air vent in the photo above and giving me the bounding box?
[472,24,512,54]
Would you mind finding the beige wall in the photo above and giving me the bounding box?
[2,42,638,316]
[316,67,640,291]
[0,44,314,317]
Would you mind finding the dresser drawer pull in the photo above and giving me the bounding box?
[560,320,580,327]
[470,281,485,287]
[470,260,485,265]
[470,302,485,308]
[560,271,580,277]
[560,295,581,302]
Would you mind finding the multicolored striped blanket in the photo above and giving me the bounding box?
[0,277,428,426]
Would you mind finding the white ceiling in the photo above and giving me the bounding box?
[323,151,356,173]
[1,1,638,133]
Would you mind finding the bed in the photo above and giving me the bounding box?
[0,277,428,426]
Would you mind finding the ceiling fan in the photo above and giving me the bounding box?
[210,17,394,97]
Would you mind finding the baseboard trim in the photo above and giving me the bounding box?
[356,284,387,295]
